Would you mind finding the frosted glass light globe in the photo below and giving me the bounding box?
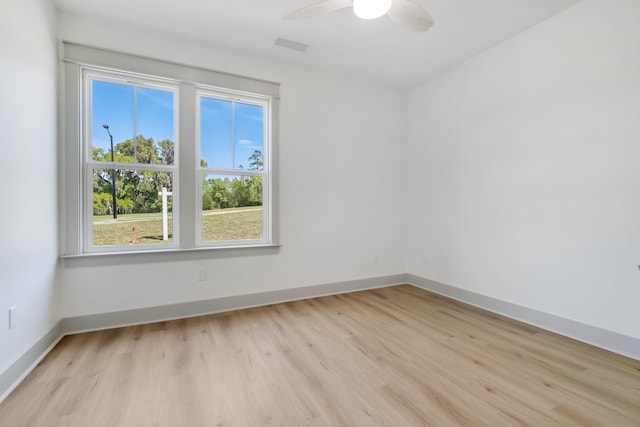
[353,0,392,20]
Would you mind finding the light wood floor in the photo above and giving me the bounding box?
[1,285,638,426]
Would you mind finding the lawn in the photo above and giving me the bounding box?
[201,207,263,241]
[93,207,262,246]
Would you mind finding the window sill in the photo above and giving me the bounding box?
[60,244,281,267]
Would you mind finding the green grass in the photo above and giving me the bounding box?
[93,212,167,221]
[201,207,262,241]
[93,207,262,246]
[93,216,173,246]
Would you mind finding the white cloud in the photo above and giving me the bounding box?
[238,139,252,145]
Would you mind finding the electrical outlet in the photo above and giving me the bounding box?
[8,306,16,329]
[197,269,206,282]
[373,255,380,264]
[422,254,429,265]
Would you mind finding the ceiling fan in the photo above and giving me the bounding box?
[284,0,435,32]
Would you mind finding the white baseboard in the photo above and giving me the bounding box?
[0,321,64,403]
[62,274,408,334]
[407,274,640,361]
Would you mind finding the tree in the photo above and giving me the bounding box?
[158,139,174,165]
[202,191,213,211]
[230,179,249,207]
[209,178,230,209]
[248,149,263,170]
[117,135,161,164]
[91,137,263,215]
[92,135,174,215]
[246,176,262,206]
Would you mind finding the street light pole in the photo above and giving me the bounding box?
[103,124,118,219]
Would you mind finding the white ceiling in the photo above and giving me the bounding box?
[53,0,582,90]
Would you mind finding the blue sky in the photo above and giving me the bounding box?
[91,79,264,170]
[200,97,264,170]
[91,81,174,160]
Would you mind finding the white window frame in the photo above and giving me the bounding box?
[196,88,272,248]
[61,42,280,258]
[82,68,180,253]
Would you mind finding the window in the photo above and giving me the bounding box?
[62,43,279,256]
[85,70,178,251]
[197,91,270,245]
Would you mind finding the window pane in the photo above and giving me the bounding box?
[137,87,175,165]
[91,81,175,166]
[92,168,174,247]
[91,80,134,162]
[235,103,264,170]
[200,97,233,169]
[201,175,263,242]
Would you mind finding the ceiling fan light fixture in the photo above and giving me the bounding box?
[353,0,392,20]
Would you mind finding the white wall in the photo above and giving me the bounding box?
[58,12,407,317]
[407,0,640,339]
[0,0,60,372]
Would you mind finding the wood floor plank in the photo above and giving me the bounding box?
[0,284,638,426]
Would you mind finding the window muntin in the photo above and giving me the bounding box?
[84,69,178,251]
[197,90,270,246]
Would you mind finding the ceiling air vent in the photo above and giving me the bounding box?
[275,37,309,52]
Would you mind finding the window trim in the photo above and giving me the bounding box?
[61,41,280,257]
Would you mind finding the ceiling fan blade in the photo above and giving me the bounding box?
[284,0,354,20]
[387,0,434,32]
